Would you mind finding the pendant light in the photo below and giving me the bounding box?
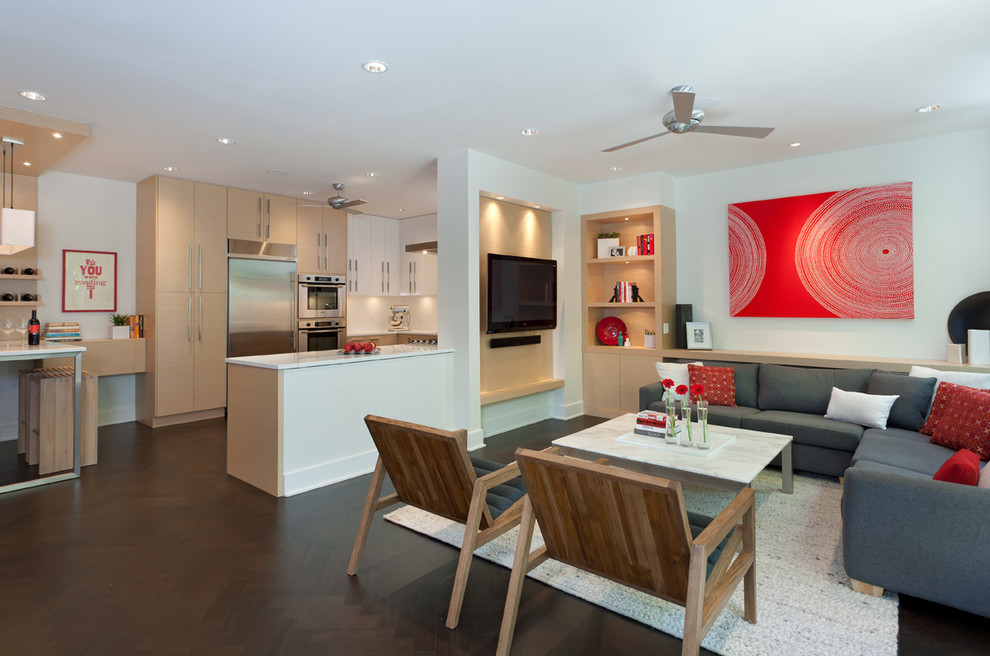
[1,136,36,255]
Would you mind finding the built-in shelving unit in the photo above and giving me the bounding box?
[581,205,676,417]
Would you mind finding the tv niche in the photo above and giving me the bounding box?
[486,253,557,337]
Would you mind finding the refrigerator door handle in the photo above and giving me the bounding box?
[198,245,203,289]
[290,274,297,350]
[188,244,193,289]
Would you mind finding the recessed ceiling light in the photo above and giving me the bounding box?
[398,208,405,212]
[915,104,943,113]
[266,169,290,176]
[366,172,379,177]
[19,90,46,101]
[609,166,622,172]
[495,196,505,200]
[363,60,388,74]
[624,217,629,221]
[520,128,540,136]
[533,205,541,209]
[52,132,63,139]
[22,162,31,167]
[302,191,313,196]
[163,166,179,172]
[789,142,803,148]
[216,137,236,145]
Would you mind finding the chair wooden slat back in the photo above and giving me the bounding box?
[364,415,492,529]
[516,448,695,603]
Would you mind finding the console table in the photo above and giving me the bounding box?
[1,343,86,494]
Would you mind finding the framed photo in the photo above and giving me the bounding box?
[63,249,117,312]
[609,246,626,257]
[685,321,713,350]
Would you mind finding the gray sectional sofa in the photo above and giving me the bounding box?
[639,360,990,618]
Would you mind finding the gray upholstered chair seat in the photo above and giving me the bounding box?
[471,456,527,519]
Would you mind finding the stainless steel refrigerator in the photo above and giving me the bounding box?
[227,239,297,357]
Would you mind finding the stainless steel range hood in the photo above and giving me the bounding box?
[404,241,437,254]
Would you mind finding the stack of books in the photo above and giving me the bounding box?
[127,314,145,338]
[634,410,680,438]
[43,322,82,342]
[636,233,655,255]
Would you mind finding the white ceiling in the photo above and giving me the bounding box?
[4,0,989,218]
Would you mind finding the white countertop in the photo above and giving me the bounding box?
[0,343,87,358]
[226,344,452,370]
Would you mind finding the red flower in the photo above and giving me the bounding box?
[661,378,675,389]
[675,384,688,396]
[691,384,705,396]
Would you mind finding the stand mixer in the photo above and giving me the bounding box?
[388,305,409,331]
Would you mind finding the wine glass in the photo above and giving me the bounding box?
[1,319,14,346]
[16,318,29,345]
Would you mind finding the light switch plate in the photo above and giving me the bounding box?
[663,323,670,334]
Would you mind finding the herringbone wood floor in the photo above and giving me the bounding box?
[0,417,986,655]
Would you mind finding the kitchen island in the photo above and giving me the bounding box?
[226,344,454,496]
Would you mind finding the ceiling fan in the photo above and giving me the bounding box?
[602,85,774,152]
[295,183,367,211]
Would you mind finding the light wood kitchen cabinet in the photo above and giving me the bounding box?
[136,175,228,427]
[399,213,437,295]
[348,214,399,295]
[227,188,297,244]
[297,206,347,274]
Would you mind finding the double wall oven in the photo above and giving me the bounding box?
[296,273,347,352]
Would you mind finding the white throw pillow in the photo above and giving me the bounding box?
[655,361,703,389]
[909,365,990,390]
[824,387,900,430]
[980,464,990,489]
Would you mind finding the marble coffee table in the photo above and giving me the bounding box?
[552,413,794,494]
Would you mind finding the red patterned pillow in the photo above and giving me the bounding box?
[920,382,990,436]
[930,387,990,460]
[688,364,736,406]
[932,449,980,485]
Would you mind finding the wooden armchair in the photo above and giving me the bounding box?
[497,448,756,656]
[347,415,527,629]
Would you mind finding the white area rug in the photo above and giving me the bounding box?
[384,470,898,656]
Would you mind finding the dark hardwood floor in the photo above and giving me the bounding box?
[0,416,987,655]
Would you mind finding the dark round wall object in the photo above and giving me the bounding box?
[947,291,990,344]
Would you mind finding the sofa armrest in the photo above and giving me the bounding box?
[639,381,666,412]
[842,466,990,617]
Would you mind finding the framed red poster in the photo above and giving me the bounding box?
[728,182,913,318]
[63,249,117,312]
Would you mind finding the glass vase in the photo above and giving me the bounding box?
[664,400,678,444]
[679,399,693,447]
[697,400,710,449]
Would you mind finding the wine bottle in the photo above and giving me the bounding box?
[22,268,35,275]
[28,310,40,345]
[20,293,36,302]
[1,267,15,275]
[0,293,14,302]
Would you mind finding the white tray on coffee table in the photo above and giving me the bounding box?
[616,429,736,458]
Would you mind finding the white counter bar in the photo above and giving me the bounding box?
[1,342,86,494]
[225,345,454,496]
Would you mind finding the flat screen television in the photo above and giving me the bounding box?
[486,253,557,333]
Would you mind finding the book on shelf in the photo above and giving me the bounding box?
[636,233,655,256]
[127,314,144,338]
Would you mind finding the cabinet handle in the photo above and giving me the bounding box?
[198,245,203,289]
[381,261,384,293]
[323,233,328,271]
[413,260,417,294]
[386,261,390,293]
[187,244,193,289]
[257,198,262,239]
[198,296,203,342]
[187,296,192,343]
[266,198,271,240]
[316,232,321,270]
[409,261,413,293]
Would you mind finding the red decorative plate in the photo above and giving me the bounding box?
[596,316,627,346]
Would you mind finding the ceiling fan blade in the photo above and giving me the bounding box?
[335,198,367,209]
[671,88,696,124]
[693,125,775,139]
[601,131,668,152]
[293,203,327,207]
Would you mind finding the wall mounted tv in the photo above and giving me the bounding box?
[486,253,557,334]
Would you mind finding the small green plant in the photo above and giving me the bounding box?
[645,328,655,335]
[597,232,620,239]
[109,313,130,326]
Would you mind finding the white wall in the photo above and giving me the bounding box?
[580,171,676,214]
[38,172,138,425]
[437,149,582,447]
[674,128,990,360]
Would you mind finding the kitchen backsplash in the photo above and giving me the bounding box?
[346,294,438,335]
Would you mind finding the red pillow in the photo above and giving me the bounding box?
[688,364,736,406]
[930,387,990,460]
[920,382,990,435]
[932,449,980,485]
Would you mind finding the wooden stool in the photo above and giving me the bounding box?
[18,367,98,473]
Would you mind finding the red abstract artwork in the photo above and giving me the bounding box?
[728,182,913,318]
